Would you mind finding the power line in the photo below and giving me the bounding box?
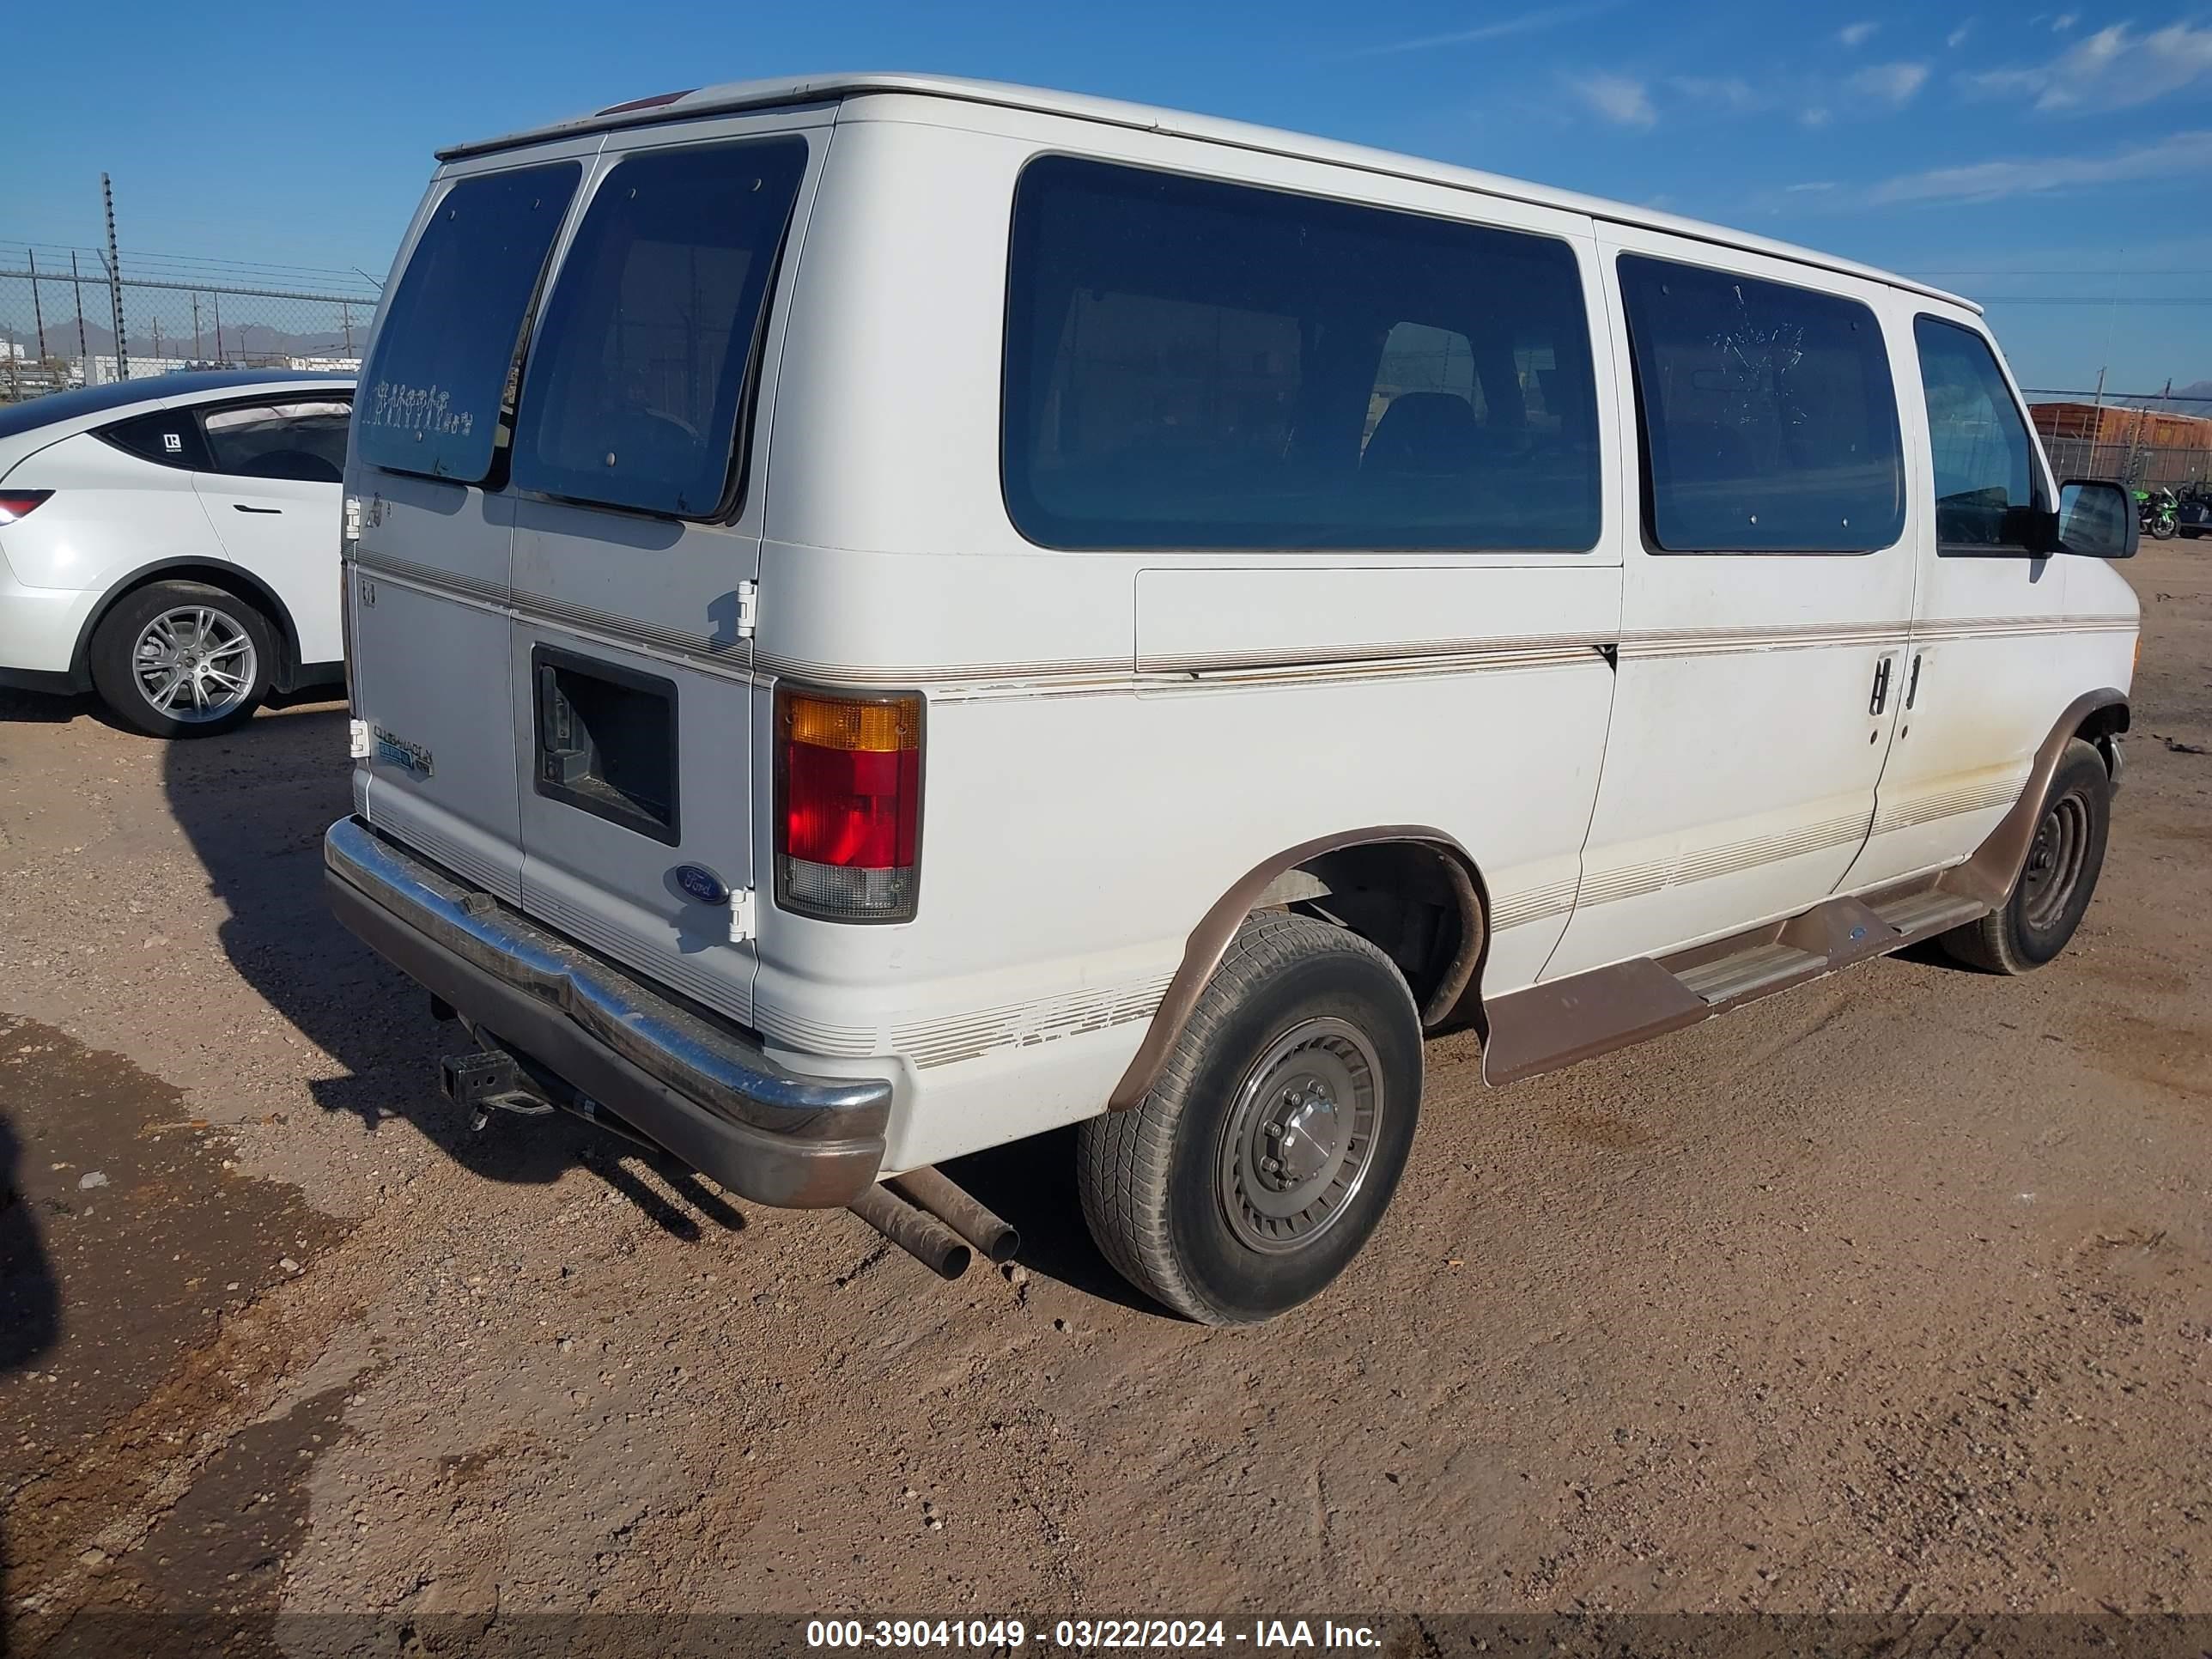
[1904,267,2212,276]
[1974,296,2212,306]
[2021,387,2210,402]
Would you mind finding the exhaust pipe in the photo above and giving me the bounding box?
[849,1182,970,1280]
[890,1166,1021,1265]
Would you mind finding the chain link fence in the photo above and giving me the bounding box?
[2033,435,2211,491]
[0,245,380,404]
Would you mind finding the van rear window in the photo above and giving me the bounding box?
[356,161,581,483]
[1618,255,1905,555]
[510,137,809,518]
[1003,156,1603,553]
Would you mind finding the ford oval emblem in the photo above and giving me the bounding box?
[674,864,730,906]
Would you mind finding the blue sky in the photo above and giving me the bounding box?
[9,0,2211,393]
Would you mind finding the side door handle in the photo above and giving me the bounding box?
[233,503,283,515]
[1903,651,1923,711]
[1869,653,1894,716]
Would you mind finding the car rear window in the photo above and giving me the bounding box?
[355,161,582,483]
[509,137,809,518]
[202,400,352,483]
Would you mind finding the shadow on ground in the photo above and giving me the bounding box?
[0,1106,63,1656]
[155,700,1135,1298]
[155,702,741,1234]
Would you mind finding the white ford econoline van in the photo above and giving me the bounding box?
[326,75,2140,1323]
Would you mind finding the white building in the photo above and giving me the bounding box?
[84,356,191,386]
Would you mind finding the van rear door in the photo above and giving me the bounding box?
[500,115,823,1030]
[347,149,591,904]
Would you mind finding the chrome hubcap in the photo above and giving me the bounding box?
[132,606,256,722]
[1218,1017,1382,1254]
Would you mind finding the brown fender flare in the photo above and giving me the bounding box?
[1106,826,1486,1111]
[1937,688,2129,911]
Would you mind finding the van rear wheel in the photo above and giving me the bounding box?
[1078,914,1422,1324]
[1941,738,2111,974]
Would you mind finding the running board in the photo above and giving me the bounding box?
[1482,882,1990,1087]
[1869,890,1986,938]
[1675,941,1826,1005]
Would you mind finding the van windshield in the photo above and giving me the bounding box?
[510,137,809,518]
[356,161,581,483]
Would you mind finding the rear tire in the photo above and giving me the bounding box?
[1941,738,2111,975]
[1078,914,1423,1325]
[88,580,276,739]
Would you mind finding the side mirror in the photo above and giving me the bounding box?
[2054,478,2139,559]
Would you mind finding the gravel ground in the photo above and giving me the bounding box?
[1,542,2207,1654]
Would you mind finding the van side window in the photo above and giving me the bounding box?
[1912,315,2046,555]
[1617,254,1905,555]
[356,161,581,484]
[1003,156,1602,553]
[510,137,809,519]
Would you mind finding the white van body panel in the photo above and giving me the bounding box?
[1847,300,2139,891]
[759,105,1628,1167]
[342,77,2136,1188]
[1542,232,1922,978]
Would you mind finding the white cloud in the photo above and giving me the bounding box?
[1961,22,2212,112]
[1667,74,1759,111]
[1785,180,1838,192]
[1800,106,1834,127]
[1849,61,1931,105]
[2052,11,2077,29]
[1571,72,1657,127]
[1353,2,1615,55]
[1948,20,1975,48]
[1866,128,2212,204]
[1838,21,1880,46]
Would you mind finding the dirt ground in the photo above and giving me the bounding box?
[2,542,2208,1655]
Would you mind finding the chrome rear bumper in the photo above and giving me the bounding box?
[324,816,890,1206]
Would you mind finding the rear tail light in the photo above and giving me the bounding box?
[775,685,923,923]
[0,490,52,525]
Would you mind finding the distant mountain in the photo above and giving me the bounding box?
[2119,380,2212,419]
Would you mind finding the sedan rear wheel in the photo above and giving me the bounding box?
[89,580,276,739]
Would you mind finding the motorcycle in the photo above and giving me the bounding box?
[2135,486,2179,540]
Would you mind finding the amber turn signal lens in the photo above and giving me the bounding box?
[782,691,921,753]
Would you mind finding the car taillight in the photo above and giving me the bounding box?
[775,685,922,923]
[0,490,52,525]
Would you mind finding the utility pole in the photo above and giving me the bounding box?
[101,173,128,380]
[27,249,47,362]
[70,252,88,374]
[192,293,203,362]
[2088,366,2108,477]
[341,301,352,357]
[212,292,223,364]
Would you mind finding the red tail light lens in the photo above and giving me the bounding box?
[775,686,922,922]
[0,491,52,525]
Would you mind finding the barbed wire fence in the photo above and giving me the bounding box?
[0,242,381,404]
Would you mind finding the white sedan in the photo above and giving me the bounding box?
[0,370,355,738]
